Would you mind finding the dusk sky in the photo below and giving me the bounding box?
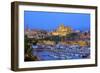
[24,11,90,31]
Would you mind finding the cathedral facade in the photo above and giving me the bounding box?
[51,24,72,36]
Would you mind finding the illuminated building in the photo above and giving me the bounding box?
[51,24,72,36]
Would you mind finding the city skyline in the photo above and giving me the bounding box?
[24,11,90,31]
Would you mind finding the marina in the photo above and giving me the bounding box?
[32,44,90,61]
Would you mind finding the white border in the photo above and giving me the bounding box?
[18,5,96,68]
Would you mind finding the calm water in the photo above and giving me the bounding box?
[32,45,90,61]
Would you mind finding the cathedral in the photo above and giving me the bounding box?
[51,24,72,36]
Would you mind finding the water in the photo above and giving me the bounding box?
[32,44,90,61]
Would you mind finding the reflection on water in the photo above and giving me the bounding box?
[32,44,90,61]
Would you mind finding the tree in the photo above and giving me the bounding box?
[24,35,33,58]
[66,33,80,40]
[51,36,61,44]
[32,39,38,45]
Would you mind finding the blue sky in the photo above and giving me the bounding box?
[24,11,90,31]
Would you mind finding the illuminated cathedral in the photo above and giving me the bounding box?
[51,24,72,36]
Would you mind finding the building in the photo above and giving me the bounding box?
[51,24,72,36]
[25,28,48,39]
